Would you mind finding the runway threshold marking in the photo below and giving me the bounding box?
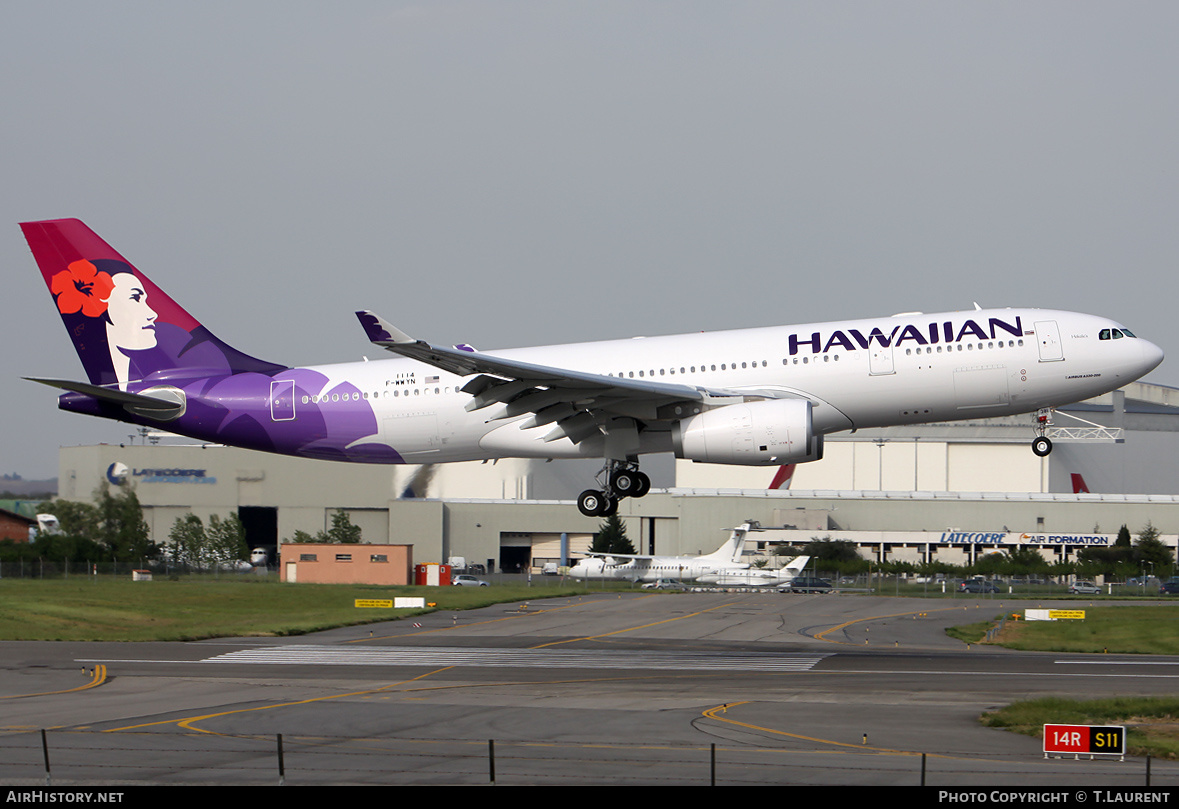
[0,665,106,700]
[199,644,829,671]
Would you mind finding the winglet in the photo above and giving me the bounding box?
[355,311,414,344]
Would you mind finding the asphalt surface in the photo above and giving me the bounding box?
[1,592,1177,786]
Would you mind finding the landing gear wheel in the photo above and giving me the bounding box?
[578,489,608,517]
[609,470,639,497]
[606,468,651,499]
[632,471,651,498]
[1032,436,1053,457]
[601,496,619,516]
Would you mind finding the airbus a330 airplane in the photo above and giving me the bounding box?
[567,523,808,585]
[22,219,1164,517]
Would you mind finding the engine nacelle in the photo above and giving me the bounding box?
[671,399,823,466]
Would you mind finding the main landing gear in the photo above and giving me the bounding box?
[1032,408,1054,457]
[577,461,652,517]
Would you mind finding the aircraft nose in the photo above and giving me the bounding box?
[1140,339,1165,375]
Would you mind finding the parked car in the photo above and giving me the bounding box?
[1159,578,1179,595]
[641,579,688,590]
[1068,580,1101,595]
[786,577,833,594]
[958,580,999,594]
[452,574,489,587]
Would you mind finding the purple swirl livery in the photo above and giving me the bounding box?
[23,219,403,465]
[21,219,1164,517]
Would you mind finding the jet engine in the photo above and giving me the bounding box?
[671,398,823,466]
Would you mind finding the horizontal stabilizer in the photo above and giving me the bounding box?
[25,377,185,420]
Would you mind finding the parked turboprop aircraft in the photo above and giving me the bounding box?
[567,523,803,583]
[22,219,1164,516]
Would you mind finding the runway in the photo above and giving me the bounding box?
[2,592,1177,786]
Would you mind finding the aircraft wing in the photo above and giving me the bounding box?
[581,551,651,562]
[356,311,748,444]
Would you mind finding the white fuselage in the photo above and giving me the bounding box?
[569,555,749,583]
[293,307,1163,464]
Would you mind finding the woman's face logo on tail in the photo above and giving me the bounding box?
[104,272,157,351]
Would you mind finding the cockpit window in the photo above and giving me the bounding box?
[1122,328,1136,338]
[1099,328,1137,340]
[1100,329,1111,340]
[1113,329,1124,339]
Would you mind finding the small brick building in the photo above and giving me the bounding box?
[0,509,35,543]
[279,543,412,585]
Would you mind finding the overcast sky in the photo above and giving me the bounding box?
[4,2,1178,480]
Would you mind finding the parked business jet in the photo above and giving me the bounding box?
[567,523,803,583]
[695,555,811,588]
[22,219,1164,516]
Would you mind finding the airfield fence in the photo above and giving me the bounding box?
[0,563,1162,600]
[0,560,277,580]
[1,728,1173,787]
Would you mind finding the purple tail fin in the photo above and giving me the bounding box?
[22,219,285,388]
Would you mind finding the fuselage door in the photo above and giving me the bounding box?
[869,344,895,375]
[1034,321,1064,362]
[270,379,296,421]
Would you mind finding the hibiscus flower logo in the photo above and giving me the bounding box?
[51,259,115,318]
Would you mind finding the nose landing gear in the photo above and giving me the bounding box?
[577,461,652,517]
[1032,408,1054,457]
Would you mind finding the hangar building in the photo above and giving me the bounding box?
[54,382,1179,571]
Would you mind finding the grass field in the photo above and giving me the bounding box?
[982,697,1179,760]
[968,606,1179,655]
[0,576,604,641]
[959,606,1179,759]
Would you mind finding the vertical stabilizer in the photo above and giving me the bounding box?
[22,218,284,388]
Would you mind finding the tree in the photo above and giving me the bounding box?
[591,514,635,555]
[168,512,248,569]
[94,485,155,562]
[207,513,248,561]
[1116,525,1133,548]
[284,511,363,544]
[1134,522,1173,577]
[37,498,100,541]
[29,532,106,565]
[803,536,867,575]
[320,510,362,544]
[169,514,209,569]
[38,485,157,563]
[1004,546,1050,577]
